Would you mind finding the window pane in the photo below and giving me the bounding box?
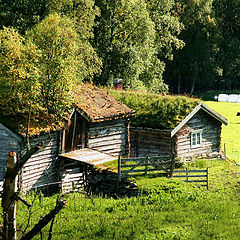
[192,134,196,145]
[197,132,201,144]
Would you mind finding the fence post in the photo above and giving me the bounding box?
[169,154,175,178]
[224,143,226,157]
[117,155,121,189]
[186,167,188,183]
[145,156,148,175]
[206,167,209,190]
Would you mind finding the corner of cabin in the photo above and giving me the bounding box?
[174,106,226,159]
[0,123,22,180]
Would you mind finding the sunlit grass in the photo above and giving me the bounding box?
[205,101,240,161]
[5,101,240,240]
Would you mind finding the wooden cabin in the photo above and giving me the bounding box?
[61,84,135,155]
[130,103,228,159]
[0,123,60,192]
[59,84,135,192]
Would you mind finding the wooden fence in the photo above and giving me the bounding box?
[172,168,209,189]
[117,155,175,183]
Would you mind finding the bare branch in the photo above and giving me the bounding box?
[19,198,67,240]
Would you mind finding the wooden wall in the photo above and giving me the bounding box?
[0,124,21,180]
[59,159,86,193]
[130,127,172,157]
[20,132,60,192]
[88,119,128,156]
[175,109,222,159]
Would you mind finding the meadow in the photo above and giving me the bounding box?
[12,102,240,239]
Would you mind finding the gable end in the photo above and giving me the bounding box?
[171,102,228,137]
[0,123,22,142]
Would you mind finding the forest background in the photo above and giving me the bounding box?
[0,0,239,120]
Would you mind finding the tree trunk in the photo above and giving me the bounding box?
[2,152,18,240]
[178,72,181,95]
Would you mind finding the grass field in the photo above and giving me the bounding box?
[205,101,240,161]
[9,102,240,239]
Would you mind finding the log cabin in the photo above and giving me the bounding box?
[130,102,228,159]
[58,84,135,192]
[0,120,61,192]
[0,84,135,193]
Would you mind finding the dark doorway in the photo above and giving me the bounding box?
[63,111,88,152]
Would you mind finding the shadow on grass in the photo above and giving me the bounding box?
[85,167,169,198]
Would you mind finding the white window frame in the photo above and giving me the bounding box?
[191,130,203,148]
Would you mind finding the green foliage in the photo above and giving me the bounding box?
[27,12,100,116]
[109,90,200,129]
[213,0,240,89]
[0,27,41,115]
[146,0,185,61]
[0,0,48,34]
[94,0,178,93]
[165,0,217,94]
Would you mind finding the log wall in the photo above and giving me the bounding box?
[130,127,172,157]
[88,119,128,156]
[20,132,60,192]
[175,109,222,159]
[0,124,22,180]
[59,159,86,193]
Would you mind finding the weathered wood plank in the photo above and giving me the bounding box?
[173,169,207,173]
[121,155,172,163]
[173,175,207,178]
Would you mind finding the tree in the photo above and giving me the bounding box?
[213,0,240,90]
[165,0,217,94]
[0,27,41,116]
[27,13,100,116]
[146,0,184,61]
[0,0,48,34]
[94,0,168,92]
[2,147,67,240]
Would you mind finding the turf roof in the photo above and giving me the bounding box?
[108,90,201,129]
[74,83,135,122]
[0,84,135,136]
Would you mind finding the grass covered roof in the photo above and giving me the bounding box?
[108,90,200,129]
[0,109,65,137]
[0,83,135,136]
[74,84,135,122]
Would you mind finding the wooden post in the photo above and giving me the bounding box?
[2,152,18,240]
[145,156,149,175]
[224,143,226,157]
[206,167,209,190]
[169,154,175,178]
[117,155,121,189]
[127,119,131,158]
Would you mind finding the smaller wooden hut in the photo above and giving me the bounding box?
[130,102,228,159]
[59,84,135,192]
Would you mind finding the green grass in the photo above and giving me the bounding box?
[205,101,240,161]
[7,101,240,239]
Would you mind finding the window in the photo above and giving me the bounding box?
[191,130,202,148]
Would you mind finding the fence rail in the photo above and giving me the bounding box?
[118,155,175,184]
[172,168,208,189]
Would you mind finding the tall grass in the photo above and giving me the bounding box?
[6,101,240,239]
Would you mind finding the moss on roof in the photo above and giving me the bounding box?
[0,83,135,136]
[74,83,135,122]
[108,90,200,129]
[0,110,65,137]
